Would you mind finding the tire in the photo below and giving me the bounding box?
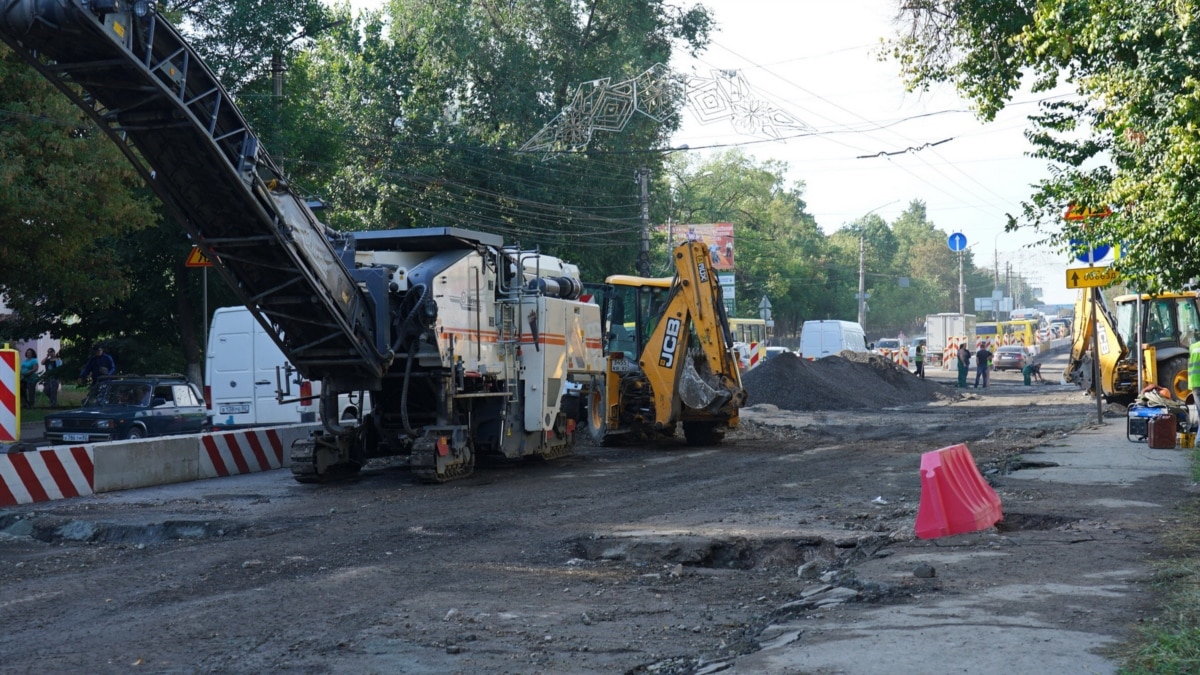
[125,427,144,440]
[1158,356,1191,402]
[588,379,609,446]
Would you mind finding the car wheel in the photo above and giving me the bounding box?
[125,427,144,440]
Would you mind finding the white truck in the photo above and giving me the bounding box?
[924,313,978,366]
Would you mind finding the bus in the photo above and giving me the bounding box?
[975,319,1038,349]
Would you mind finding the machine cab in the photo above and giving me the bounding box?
[590,275,673,360]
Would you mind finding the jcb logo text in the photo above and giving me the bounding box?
[659,318,683,368]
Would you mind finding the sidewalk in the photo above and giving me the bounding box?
[0,421,48,453]
[725,417,1192,674]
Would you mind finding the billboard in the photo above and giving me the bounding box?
[661,222,735,270]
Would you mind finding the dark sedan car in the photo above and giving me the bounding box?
[993,345,1030,372]
[44,375,209,444]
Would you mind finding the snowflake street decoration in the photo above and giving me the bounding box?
[522,65,806,155]
[687,69,809,139]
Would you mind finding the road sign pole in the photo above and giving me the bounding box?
[1092,292,1103,425]
[203,266,208,358]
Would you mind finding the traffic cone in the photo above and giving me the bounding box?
[914,444,1002,539]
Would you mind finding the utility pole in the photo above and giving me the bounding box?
[272,51,284,173]
[857,234,867,326]
[636,166,650,277]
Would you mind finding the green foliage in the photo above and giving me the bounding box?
[0,47,159,341]
[657,156,996,337]
[258,0,713,281]
[892,0,1200,292]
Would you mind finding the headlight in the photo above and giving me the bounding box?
[47,419,63,429]
[96,419,113,429]
[133,1,155,17]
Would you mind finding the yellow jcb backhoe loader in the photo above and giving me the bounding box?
[587,241,747,445]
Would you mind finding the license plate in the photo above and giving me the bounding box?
[63,433,89,442]
[219,404,250,415]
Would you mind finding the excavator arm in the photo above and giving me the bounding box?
[1065,287,1131,397]
[639,242,746,428]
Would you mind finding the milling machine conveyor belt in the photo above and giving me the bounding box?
[0,0,389,386]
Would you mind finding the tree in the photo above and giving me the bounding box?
[0,47,158,341]
[275,0,713,281]
[661,150,827,336]
[892,0,1200,291]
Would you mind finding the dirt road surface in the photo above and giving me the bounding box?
[0,353,1190,674]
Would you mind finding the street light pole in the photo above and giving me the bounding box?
[636,166,650,277]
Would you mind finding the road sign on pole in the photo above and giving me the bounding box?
[186,246,213,268]
[758,296,772,321]
[1066,266,1119,289]
[947,232,967,252]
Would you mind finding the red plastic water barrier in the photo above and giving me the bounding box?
[914,443,1002,539]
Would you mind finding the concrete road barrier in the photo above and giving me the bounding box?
[199,426,312,479]
[93,436,201,493]
[0,424,317,506]
[0,445,94,506]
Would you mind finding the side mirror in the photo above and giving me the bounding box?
[151,397,167,407]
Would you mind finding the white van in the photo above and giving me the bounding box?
[206,306,319,429]
[799,320,868,360]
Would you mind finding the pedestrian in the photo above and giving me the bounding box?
[20,348,39,409]
[78,344,116,385]
[957,342,971,388]
[1025,362,1044,383]
[914,342,925,379]
[975,343,993,388]
[41,347,63,407]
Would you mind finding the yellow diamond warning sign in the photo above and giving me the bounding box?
[1066,266,1118,289]
[185,246,213,268]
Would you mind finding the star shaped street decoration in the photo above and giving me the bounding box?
[521,65,807,156]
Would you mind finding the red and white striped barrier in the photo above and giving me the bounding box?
[747,341,761,370]
[0,349,17,442]
[0,424,315,507]
[0,446,94,506]
[200,427,289,479]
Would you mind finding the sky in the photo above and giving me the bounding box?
[337,0,1082,305]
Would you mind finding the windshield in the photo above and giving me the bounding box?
[83,382,152,408]
[876,340,900,349]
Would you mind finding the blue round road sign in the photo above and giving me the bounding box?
[1069,238,1112,264]
[947,232,967,252]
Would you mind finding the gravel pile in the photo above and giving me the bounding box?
[741,351,952,411]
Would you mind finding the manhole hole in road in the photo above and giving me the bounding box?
[2,516,244,546]
[570,534,865,570]
[995,512,1077,532]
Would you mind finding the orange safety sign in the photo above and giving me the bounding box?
[185,246,214,268]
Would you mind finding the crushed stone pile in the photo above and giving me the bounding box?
[741,350,953,411]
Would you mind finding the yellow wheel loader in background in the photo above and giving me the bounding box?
[588,242,747,445]
[1066,288,1200,402]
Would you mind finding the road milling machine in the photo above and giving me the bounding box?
[0,0,606,482]
[588,241,747,445]
[1066,288,1200,403]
